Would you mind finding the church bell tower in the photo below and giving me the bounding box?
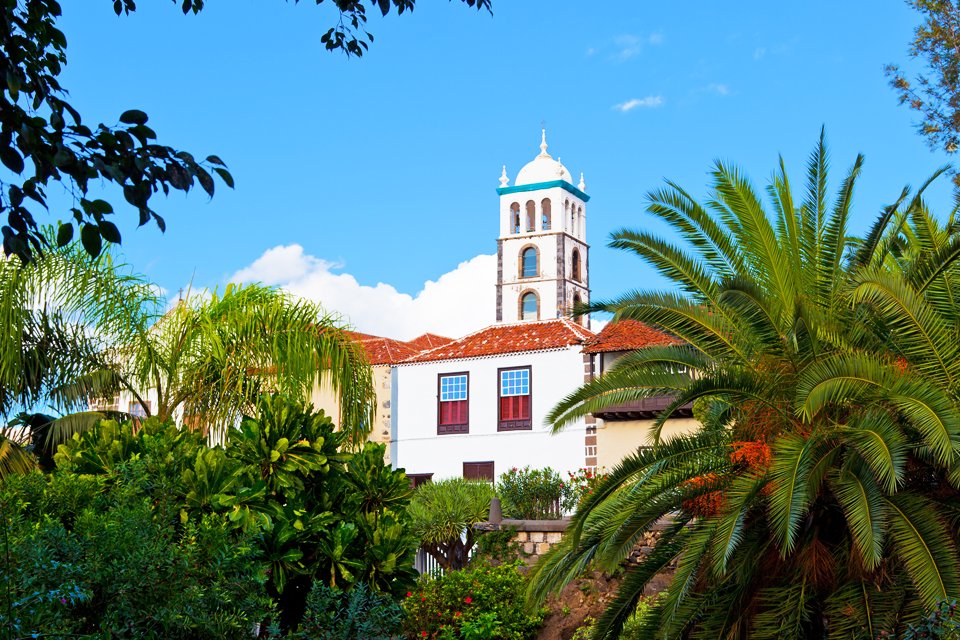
[495,131,590,327]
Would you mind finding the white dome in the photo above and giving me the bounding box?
[514,130,573,186]
[515,156,572,185]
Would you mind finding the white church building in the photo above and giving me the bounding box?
[361,132,696,483]
[92,132,697,482]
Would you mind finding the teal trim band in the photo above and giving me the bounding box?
[496,180,591,202]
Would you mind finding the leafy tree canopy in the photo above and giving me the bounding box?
[887,1,960,158]
[1,0,491,262]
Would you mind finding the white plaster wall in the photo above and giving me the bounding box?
[500,232,560,323]
[393,347,588,480]
[500,186,567,236]
[502,235,558,282]
[95,386,160,418]
[499,186,586,240]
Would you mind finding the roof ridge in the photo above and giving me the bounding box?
[557,316,596,341]
[399,318,596,364]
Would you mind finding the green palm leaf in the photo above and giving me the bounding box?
[829,464,887,569]
[885,493,960,608]
[767,433,818,555]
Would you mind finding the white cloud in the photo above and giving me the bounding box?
[613,96,665,112]
[230,245,497,341]
[613,35,643,60]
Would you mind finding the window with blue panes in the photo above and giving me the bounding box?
[498,366,532,431]
[438,373,469,434]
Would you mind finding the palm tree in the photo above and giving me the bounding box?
[0,237,375,461]
[528,132,960,639]
[66,282,376,446]
[0,239,156,470]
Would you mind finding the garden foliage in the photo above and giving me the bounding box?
[497,466,564,519]
[4,394,418,634]
[560,467,608,514]
[289,582,403,640]
[0,470,271,638]
[409,478,493,572]
[402,562,543,640]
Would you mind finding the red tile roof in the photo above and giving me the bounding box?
[402,319,595,364]
[347,332,419,365]
[582,319,679,354]
[406,333,455,351]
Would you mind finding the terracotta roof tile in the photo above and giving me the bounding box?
[402,319,595,364]
[582,319,679,354]
[406,333,455,351]
[347,332,419,365]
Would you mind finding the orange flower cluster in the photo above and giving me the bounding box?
[730,440,772,470]
[894,357,910,374]
[681,474,725,517]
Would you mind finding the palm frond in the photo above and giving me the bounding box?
[829,464,887,569]
[0,436,36,478]
[767,433,819,555]
[885,493,960,608]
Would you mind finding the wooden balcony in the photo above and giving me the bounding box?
[592,395,693,421]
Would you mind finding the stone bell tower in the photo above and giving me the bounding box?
[494,130,590,327]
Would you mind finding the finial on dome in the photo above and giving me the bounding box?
[499,165,509,188]
[538,128,550,158]
[578,172,586,191]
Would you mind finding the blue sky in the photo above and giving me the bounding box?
[51,1,955,338]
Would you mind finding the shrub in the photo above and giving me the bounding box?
[559,467,607,513]
[889,599,960,639]
[402,561,543,640]
[0,471,272,639]
[497,466,564,519]
[290,581,403,640]
[409,478,493,572]
[40,395,419,632]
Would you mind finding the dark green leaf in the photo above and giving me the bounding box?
[119,109,148,125]
[98,221,122,244]
[80,224,103,257]
[196,168,214,197]
[89,199,113,215]
[214,167,234,189]
[1,148,25,174]
[56,223,74,247]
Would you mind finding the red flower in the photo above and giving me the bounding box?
[406,592,412,598]
[455,611,462,617]
[421,597,426,602]
[421,632,428,637]
[464,596,473,604]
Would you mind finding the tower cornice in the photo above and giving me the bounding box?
[496,180,591,202]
